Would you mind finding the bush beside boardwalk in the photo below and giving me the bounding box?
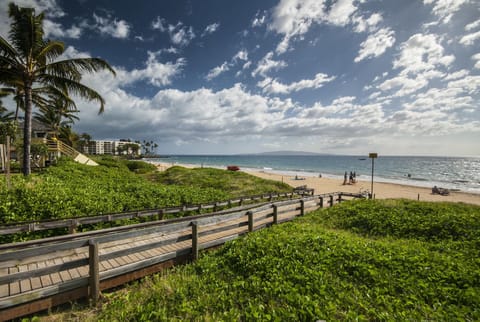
[43,199,479,321]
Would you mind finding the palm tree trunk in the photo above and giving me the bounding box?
[23,83,32,176]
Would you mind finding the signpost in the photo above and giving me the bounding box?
[369,153,378,199]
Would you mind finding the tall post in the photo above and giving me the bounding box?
[88,240,100,306]
[369,153,378,200]
[272,205,278,225]
[5,135,11,189]
[191,222,198,261]
[248,211,254,232]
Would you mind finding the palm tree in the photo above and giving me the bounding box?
[0,3,115,175]
[34,87,79,138]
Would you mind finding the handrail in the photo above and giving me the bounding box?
[0,191,298,237]
[47,139,79,159]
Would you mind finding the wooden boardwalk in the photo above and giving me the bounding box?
[0,192,362,321]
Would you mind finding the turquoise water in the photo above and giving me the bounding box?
[149,155,480,193]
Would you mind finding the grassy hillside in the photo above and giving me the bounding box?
[154,166,291,197]
[86,199,480,321]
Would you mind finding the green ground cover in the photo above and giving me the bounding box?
[0,158,291,242]
[154,166,290,196]
[87,199,480,321]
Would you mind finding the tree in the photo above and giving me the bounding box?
[0,3,115,175]
[34,93,79,138]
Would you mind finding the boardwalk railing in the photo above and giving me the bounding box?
[0,192,299,237]
[0,192,364,321]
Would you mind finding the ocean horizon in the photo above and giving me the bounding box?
[148,154,480,194]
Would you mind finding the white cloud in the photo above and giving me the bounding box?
[92,13,131,38]
[465,19,480,31]
[233,50,248,62]
[205,50,250,80]
[257,73,336,94]
[423,0,470,23]
[205,62,230,81]
[201,22,220,36]
[151,16,166,31]
[473,53,480,69]
[269,0,359,54]
[43,19,82,38]
[151,17,196,46]
[354,28,395,62]
[75,48,185,89]
[353,12,383,33]
[326,0,357,26]
[252,10,267,27]
[444,69,469,80]
[252,52,287,77]
[393,34,454,75]
[459,30,480,46]
[169,23,195,46]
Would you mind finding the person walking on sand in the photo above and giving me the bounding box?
[343,171,348,185]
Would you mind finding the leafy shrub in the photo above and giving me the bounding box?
[318,199,480,241]
[122,160,157,173]
[155,166,291,197]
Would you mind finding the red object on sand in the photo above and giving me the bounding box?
[227,165,240,171]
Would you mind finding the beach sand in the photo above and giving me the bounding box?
[153,162,480,206]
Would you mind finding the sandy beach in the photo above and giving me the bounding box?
[153,162,480,206]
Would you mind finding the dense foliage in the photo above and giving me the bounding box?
[155,166,291,196]
[91,199,480,321]
[0,158,291,242]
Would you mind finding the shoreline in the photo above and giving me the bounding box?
[150,161,480,206]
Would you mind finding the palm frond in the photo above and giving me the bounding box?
[8,3,45,61]
[0,35,19,59]
[39,74,106,113]
[45,57,116,78]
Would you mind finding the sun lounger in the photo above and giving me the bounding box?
[432,186,450,196]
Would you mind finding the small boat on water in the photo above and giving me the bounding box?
[227,165,240,171]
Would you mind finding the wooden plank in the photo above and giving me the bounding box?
[0,266,8,298]
[8,266,20,296]
[0,277,89,309]
[0,257,89,285]
[28,263,42,290]
[99,248,191,281]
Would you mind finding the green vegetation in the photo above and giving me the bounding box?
[154,166,290,196]
[0,158,291,242]
[88,199,480,321]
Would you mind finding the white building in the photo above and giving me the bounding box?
[86,140,140,155]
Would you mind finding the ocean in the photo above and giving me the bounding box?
[149,155,480,194]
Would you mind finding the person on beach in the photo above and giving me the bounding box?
[343,171,348,185]
[349,171,353,184]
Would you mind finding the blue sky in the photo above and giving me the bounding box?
[1,0,479,156]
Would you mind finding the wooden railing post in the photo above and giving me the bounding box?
[272,205,278,225]
[191,222,198,261]
[68,219,78,234]
[329,195,334,207]
[248,211,254,232]
[89,240,100,306]
[338,193,343,203]
[319,196,324,208]
[300,200,305,216]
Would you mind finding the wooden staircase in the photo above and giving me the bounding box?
[47,139,98,166]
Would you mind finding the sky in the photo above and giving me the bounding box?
[0,0,479,156]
